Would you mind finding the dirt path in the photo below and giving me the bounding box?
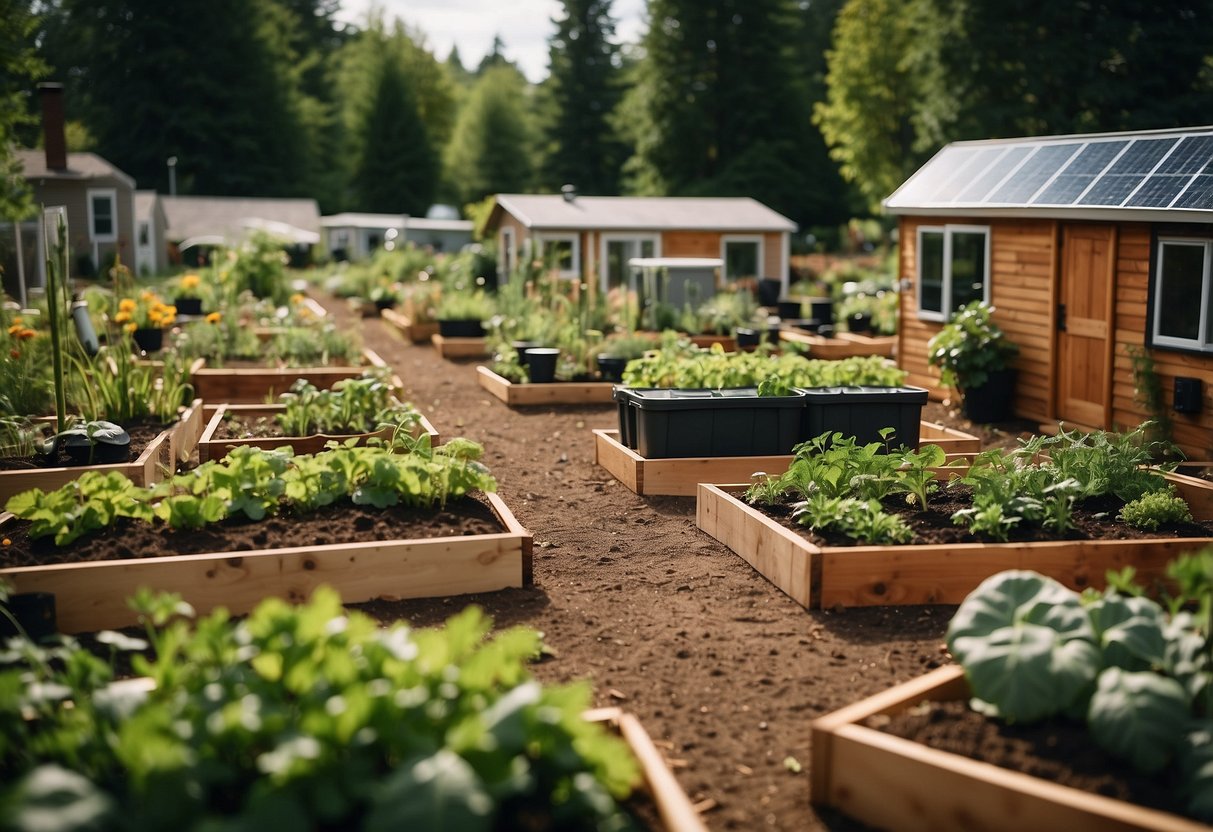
[323,297,953,830]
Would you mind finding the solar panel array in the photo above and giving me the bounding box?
[888,130,1213,211]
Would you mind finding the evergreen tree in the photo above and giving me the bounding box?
[0,0,46,221]
[445,45,473,87]
[445,65,536,205]
[476,35,514,75]
[351,56,437,214]
[540,0,626,194]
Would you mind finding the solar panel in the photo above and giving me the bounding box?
[1174,174,1213,210]
[954,146,1033,202]
[932,147,1007,202]
[892,146,981,205]
[1031,141,1128,204]
[1127,175,1193,208]
[987,144,1080,203]
[1075,137,1178,206]
[1155,136,1213,175]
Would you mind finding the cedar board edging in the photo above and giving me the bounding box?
[190,349,389,404]
[477,366,617,406]
[696,482,1213,609]
[0,491,532,633]
[810,665,1210,832]
[593,420,979,497]
[196,404,441,462]
[0,401,205,504]
[431,334,489,359]
[380,307,439,344]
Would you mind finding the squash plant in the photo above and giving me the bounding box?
[0,587,643,829]
[6,437,495,545]
[946,556,1213,822]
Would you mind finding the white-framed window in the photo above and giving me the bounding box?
[600,233,660,292]
[1151,237,1213,352]
[535,232,580,279]
[721,235,763,282]
[87,188,117,242]
[916,225,990,321]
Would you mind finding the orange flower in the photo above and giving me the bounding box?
[119,298,137,313]
[7,323,21,336]
[11,316,21,325]
[1,538,9,546]
[114,311,131,324]
[206,312,222,324]
[124,322,137,334]
[290,293,305,305]
[15,328,35,340]
[180,273,201,290]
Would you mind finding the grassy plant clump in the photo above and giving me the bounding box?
[0,588,643,829]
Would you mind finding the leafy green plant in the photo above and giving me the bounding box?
[622,343,906,390]
[436,289,495,321]
[0,589,643,829]
[792,494,913,544]
[265,323,361,368]
[1120,488,1195,531]
[946,563,1212,821]
[275,370,420,437]
[5,471,153,545]
[926,301,1018,393]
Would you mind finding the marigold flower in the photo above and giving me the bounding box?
[119,298,137,312]
[7,324,21,336]
[290,293,305,305]
[206,312,222,324]
[11,316,21,324]
[16,328,36,340]
[124,322,137,334]
[114,311,131,324]
[9,350,18,360]
[140,290,156,302]
[181,273,201,290]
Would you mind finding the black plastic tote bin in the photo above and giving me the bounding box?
[800,386,929,448]
[613,386,654,449]
[628,388,808,459]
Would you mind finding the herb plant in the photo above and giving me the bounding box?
[946,560,1212,821]
[1120,488,1195,531]
[0,589,644,829]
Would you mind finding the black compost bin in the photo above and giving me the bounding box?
[800,386,929,448]
[627,388,807,459]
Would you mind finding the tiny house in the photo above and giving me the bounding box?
[886,125,1213,457]
[484,193,795,296]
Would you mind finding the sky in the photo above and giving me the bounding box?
[334,0,648,83]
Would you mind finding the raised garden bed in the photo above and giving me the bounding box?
[431,333,489,359]
[0,490,531,633]
[809,665,1209,832]
[0,399,204,503]
[196,403,440,462]
[687,333,738,351]
[380,306,439,344]
[778,328,896,358]
[594,420,979,497]
[695,477,1213,609]
[190,349,390,404]
[476,366,616,406]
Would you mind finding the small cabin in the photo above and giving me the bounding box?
[886,125,1213,458]
[484,193,796,297]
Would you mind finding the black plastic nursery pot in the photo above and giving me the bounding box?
[848,312,873,334]
[174,297,204,316]
[62,431,132,465]
[437,318,486,338]
[512,340,540,365]
[0,592,57,641]
[735,328,761,348]
[800,385,929,448]
[777,300,803,320]
[807,297,834,326]
[628,388,808,459]
[597,354,629,382]
[524,348,560,383]
[961,369,1017,423]
[132,327,164,353]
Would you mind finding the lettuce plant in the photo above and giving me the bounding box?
[946,559,1213,821]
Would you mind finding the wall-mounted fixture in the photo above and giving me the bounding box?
[1174,376,1203,414]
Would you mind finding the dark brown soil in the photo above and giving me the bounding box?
[873,700,1190,819]
[755,486,1213,547]
[0,421,168,471]
[212,413,379,440]
[0,497,502,567]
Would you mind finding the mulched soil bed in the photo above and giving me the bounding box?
[754,486,1213,547]
[0,496,502,567]
[872,700,1190,819]
[0,421,168,471]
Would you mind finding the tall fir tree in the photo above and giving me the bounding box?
[540,0,626,194]
[0,0,47,221]
[445,65,535,205]
[351,55,437,214]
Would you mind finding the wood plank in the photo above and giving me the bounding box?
[778,329,896,358]
[593,429,642,493]
[476,366,616,406]
[1,492,528,633]
[431,334,489,359]
[380,308,438,344]
[191,350,386,404]
[616,713,710,832]
[0,427,173,503]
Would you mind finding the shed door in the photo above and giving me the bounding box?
[1057,225,1115,428]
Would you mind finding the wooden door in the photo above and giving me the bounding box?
[1057,225,1116,428]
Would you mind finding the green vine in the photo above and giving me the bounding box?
[1127,344,1173,445]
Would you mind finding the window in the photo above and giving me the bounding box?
[87,189,117,242]
[601,234,659,291]
[536,233,580,279]
[1151,238,1213,352]
[721,235,763,282]
[137,221,150,247]
[916,225,990,320]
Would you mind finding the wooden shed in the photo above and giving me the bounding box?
[484,193,796,297]
[886,125,1213,458]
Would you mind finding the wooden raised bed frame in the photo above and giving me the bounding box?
[0,399,205,504]
[477,366,616,406]
[0,492,532,634]
[594,420,980,497]
[778,328,896,359]
[696,476,1213,609]
[196,404,440,462]
[190,349,389,404]
[810,665,1210,832]
[380,307,439,344]
[431,333,489,359]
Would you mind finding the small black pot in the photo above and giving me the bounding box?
[175,297,204,316]
[512,340,540,366]
[0,592,57,641]
[438,318,486,338]
[132,327,164,352]
[757,278,782,307]
[848,312,873,334]
[63,429,131,466]
[525,348,561,383]
[374,298,396,312]
[962,368,1017,423]
[735,327,760,348]
[807,297,834,326]
[777,300,803,320]
[597,354,629,382]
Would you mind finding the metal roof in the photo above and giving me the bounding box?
[161,195,320,243]
[885,125,1213,223]
[492,194,797,232]
[15,149,135,189]
[320,213,472,232]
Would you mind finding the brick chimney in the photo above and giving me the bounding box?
[38,82,67,171]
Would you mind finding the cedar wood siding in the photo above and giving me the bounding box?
[897,217,1055,424]
[662,230,783,278]
[899,215,1213,458]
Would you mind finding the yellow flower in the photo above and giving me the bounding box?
[206,312,222,324]
[7,324,21,336]
[11,316,21,325]
[119,298,137,313]
[1,538,9,546]
[140,290,156,302]
[181,273,201,290]
[290,293,305,305]
[113,311,131,324]
[124,322,137,334]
